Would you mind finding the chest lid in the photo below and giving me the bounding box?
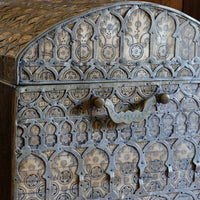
[1,1,200,86]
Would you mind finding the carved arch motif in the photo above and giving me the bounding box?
[154,12,176,60]
[51,151,79,199]
[143,142,168,192]
[114,145,139,197]
[98,12,121,62]
[124,8,152,61]
[172,140,195,189]
[18,154,46,200]
[83,148,109,199]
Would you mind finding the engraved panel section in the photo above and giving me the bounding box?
[154,13,176,60]
[15,83,200,199]
[115,145,139,197]
[143,143,168,192]
[18,154,46,200]
[51,151,78,199]
[98,13,120,62]
[172,140,195,189]
[83,148,109,199]
[124,9,151,61]
[74,21,94,62]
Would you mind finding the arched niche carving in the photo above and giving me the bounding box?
[74,20,94,62]
[114,145,139,197]
[98,12,121,62]
[172,140,195,189]
[143,142,168,192]
[18,154,46,200]
[154,13,176,60]
[124,8,152,61]
[83,148,109,199]
[51,151,79,199]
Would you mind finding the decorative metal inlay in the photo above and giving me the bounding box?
[16,82,200,200]
[18,2,200,84]
[14,2,200,200]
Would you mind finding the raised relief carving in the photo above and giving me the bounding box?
[21,92,40,103]
[143,143,168,192]
[106,120,117,143]
[188,112,199,135]
[45,123,57,147]
[148,115,160,138]
[18,4,200,83]
[91,120,103,143]
[172,140,195,188]
[60,122,72,146]
[118,86,135,98]
[84,148,109,199]
[16,126,24,150]
[23,43,38,62]
[42,38,53,62]
[61,69,81,80]
[111,68,128,79]
[115,145,139,197]
[37,69,55,81]
[70,88,89,100]
[162,114,174,137]
[45,90,65,101]
[29,125,41,149]
[76,121,88,145]
[45,106,65,118]
[21,108,40,120]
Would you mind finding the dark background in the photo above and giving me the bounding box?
[143,0,200,21]
[183,0,200,20]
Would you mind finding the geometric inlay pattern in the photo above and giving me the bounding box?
[17,2,200,85]
[13,2,200,200]
[15,82,200,199]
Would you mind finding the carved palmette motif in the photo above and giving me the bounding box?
[15,2,200,200]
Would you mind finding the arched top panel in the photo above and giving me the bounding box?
[1,1,200,85]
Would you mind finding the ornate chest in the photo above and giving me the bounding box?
[1,1,200,200]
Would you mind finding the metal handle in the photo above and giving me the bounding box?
[93,93,170,124]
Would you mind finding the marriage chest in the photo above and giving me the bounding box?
[1,1,200,199]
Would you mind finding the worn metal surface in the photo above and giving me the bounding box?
[105,96,157,124]
[1,1,200,200]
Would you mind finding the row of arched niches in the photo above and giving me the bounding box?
[19,3,200,84]
[16,82,200,200]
